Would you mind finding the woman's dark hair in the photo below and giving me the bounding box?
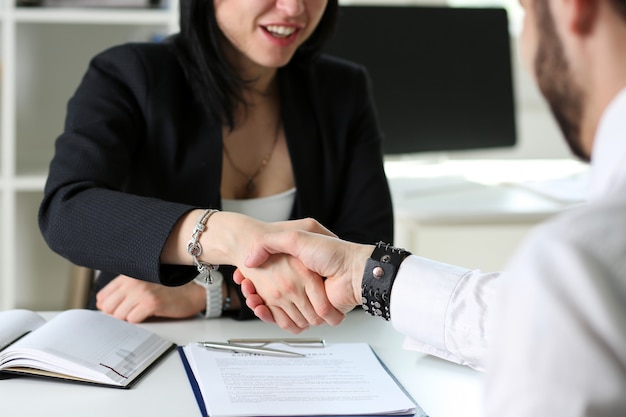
[173,0,339,129]
[609,0,626,21]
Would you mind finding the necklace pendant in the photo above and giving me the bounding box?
[245,178,256,196]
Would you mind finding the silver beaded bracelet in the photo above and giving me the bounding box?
[187,209,219,284]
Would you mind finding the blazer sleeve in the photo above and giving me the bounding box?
[38,44,200,287]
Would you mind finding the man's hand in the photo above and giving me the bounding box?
[235,230,373,332]
[96,275,206,323]
[234,218,346,332]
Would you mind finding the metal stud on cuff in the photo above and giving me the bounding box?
[373,266,385,278]
[361,242,411,321]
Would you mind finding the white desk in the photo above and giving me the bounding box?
[387,159,588,271]
[1,311,483,417]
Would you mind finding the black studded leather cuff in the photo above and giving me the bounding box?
[361,242,411,321]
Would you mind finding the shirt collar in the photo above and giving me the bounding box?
[589,88,626,200]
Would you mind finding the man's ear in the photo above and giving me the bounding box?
[569,0,600,34]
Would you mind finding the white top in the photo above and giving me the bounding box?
[391,88,626,416]
[222,187,296,222]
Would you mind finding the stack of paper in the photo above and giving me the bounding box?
[179,342,426,417]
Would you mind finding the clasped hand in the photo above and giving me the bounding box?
[234,222,373,334]
[97,216,356,331]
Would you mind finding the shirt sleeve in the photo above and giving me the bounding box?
[485,217,626,416]
[390,255,501,371]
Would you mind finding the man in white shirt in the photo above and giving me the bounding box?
[236,0,626,415]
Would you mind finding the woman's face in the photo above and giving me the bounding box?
[214,0,328,73]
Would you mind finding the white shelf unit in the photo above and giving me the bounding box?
[0,1,179,310]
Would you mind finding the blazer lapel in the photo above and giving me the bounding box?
[279,66,325,220]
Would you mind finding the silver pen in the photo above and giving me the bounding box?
[228,338,325,348]
[197,341,305,358]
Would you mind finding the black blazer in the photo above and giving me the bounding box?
[39,39,394,317]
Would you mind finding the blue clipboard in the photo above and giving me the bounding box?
[178,346,209,417]
[178,345,428,417]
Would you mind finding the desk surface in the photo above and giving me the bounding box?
[0,311,483,417]
[386,158,588,224]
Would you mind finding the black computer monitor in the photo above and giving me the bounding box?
[324,5,517,155]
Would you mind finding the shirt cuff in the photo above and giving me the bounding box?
[390,255,469,358]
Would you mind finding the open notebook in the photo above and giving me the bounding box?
[0,309,175,388]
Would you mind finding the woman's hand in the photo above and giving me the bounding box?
[161,212,344,331]
[96,275,206,323]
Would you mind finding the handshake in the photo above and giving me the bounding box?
[232,217,376,334]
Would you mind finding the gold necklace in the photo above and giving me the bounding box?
[223,121,281,198]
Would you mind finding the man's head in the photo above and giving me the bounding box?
[519,0,626,161]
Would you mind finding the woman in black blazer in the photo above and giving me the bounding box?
[38,0,393,328]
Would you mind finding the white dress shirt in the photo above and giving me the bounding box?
[390,89,626,416]
[390,255,498,371]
